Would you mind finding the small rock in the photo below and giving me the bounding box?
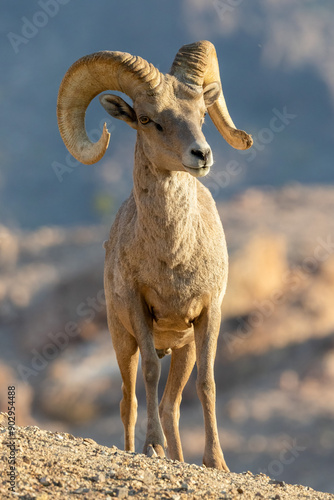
[35,494,49,500]
[93,472,106,483]
[83,437,96,445]
[26,425,40,431]
[74,488,90,494]
[116,486,128,498]
[274,495,281,500]
[179,482,189,491]
[237,487,244,494]
[39,476,51,486]
[56,434,63,440]
[22,455,30,464]
[91,472,106,483]
[269,480,286,487]
[143,470,155,483]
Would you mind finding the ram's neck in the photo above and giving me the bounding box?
[133,140,199,268]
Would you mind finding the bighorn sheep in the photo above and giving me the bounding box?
[57,41,252,470]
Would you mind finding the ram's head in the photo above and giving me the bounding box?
[57,41,252,178]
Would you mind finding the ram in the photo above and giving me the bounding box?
[57,40,252,470]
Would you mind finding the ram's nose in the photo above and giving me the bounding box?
[190,146,211,163]
[182,141,213,177]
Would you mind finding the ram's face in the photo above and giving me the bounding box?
[100,75,221,178]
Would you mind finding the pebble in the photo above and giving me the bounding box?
[143,470,155,483]
[39,476,51,486]
[269,479,286,487]
[83,437,97,445]
[91,472,106,483]
[35,494,49,500]
[116,486,128,498]
[74,487,91,494]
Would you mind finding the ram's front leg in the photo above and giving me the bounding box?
[129,294,165,458]
[194,302,229,471]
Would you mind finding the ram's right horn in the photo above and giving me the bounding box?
[170,40,253,150]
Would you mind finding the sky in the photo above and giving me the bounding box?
[0,0,333,228]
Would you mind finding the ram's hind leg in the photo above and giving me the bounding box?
[109,316,139,452]
[159,342,196,461]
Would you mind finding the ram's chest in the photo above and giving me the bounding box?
[140,247,226,310]
[139,246,221,293]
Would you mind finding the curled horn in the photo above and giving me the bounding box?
[170,41,252,150]
[57,51,161,164]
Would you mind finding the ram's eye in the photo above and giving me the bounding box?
[139,116,150,125]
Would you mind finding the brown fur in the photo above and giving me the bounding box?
[103,76,229,470]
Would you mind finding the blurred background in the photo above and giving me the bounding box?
[1,0,334,493]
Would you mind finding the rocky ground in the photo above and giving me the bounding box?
[0,419,333,500]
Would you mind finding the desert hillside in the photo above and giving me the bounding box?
[0,418,333,499]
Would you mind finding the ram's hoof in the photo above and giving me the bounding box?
[146,443,165,458]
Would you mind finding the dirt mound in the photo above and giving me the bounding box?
[0,421,332,499]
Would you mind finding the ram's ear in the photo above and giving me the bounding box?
[99,94,138,129]
[203,82,221,108]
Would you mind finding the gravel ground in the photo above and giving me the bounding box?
[0,420,333,500]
